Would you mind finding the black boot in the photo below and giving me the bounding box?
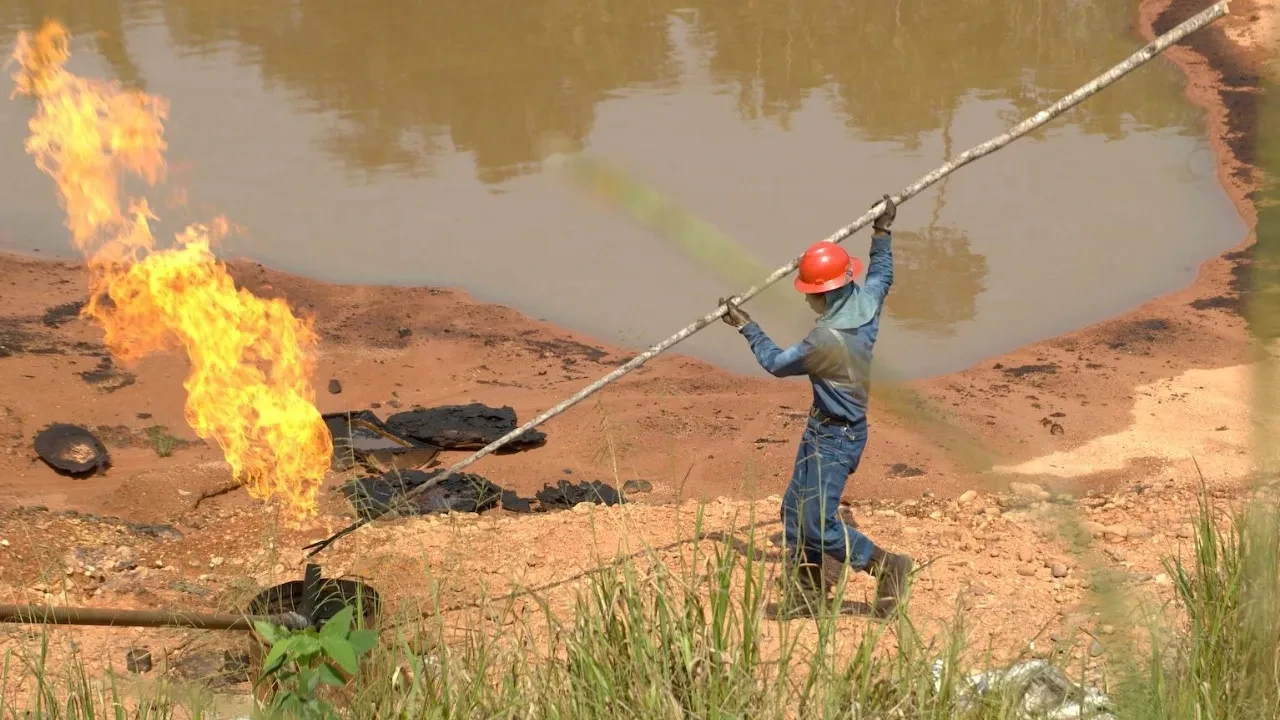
[776,561,828,619]
[866,547,913,619]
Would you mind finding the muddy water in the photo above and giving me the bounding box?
[0,0,1245,379]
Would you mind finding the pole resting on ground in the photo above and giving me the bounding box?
[303,0,1230,558]
[0,603,311,631]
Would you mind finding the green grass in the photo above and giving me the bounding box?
[142,426,182,458]
[1,491,1276,719]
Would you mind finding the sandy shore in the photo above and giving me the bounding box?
[0,0,1272,699]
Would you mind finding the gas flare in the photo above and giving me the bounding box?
[11,21,333,520]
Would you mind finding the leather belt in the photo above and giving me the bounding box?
[808,406,853,426]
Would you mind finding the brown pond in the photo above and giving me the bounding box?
[0,0,1246,379]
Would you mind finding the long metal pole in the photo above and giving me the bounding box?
[0,603,310,631]
[305,1,1230,557]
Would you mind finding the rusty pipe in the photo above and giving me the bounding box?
[0,603,310,631]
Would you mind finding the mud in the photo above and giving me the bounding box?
[385,404,547,452]
[1152,0,1261,190]
[41,301,84,328]
[77,356,137,393]
[535,480,624,509]
[33,423,109,477]
[341,469,529,519]
[4,505,184,542]
[322,410,441,473]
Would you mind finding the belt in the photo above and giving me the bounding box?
[808,406,853,426]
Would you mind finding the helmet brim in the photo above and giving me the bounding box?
[794,258,863,294]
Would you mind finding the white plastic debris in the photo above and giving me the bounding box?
[931,658,1116,719]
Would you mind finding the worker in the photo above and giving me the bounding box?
[719,194,913,619]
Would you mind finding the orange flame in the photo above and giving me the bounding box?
[11,21,333,520]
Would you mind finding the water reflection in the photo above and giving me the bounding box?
[156,0,680,183]
[0,0,147,89]
[0,0,1240,378]
[690,0,1201,146]
[884,227,988,335]
[880,111,988,335]
[0,0,1202,184]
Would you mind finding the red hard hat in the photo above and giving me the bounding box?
[794,242,861,294]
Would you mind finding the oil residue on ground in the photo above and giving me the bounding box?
[0,0,1245,379]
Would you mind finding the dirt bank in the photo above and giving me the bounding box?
[0,0,1265,518]
[0,0,1271,700]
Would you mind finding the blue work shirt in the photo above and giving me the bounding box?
[738,232,893,424]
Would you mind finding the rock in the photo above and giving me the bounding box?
[1154,573,1171,586]
[1177,525,1195,539]
[1103,524,1129,541]
[1128,525,1153,540]
[1099,625,1115,636]
[1051,563,1069,578]
[1010,482,1050,503]
[1089,640,1105,657]
[622,479,653,495]
[959,490,978,504]
[126,648,152,674]
[209,557,224,568]
[397,327,412,338]
[1082,521,1107,537]
[1017,546,1036,563]
[1017,563,1037,577]
[1104,547,1128,562]
[1064,578,1080,588]
[327,379,343,395]
[984,507,1002,518]
[0,539,9,548]
[111,546,137,571]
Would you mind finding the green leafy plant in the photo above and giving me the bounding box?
[143,425,181,457]
[252,607,378,719]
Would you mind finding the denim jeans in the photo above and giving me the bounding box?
[781,416,875,571]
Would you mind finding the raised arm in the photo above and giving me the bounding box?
[861,231,894,306]
[861,194,897,307]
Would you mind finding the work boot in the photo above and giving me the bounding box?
[867,549,913,619]
[775,562,828,619]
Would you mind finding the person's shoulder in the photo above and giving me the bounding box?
[803,325,849,346]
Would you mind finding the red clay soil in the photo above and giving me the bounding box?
[0,0,1266,522]
[0,0,1271,701]
[1,9,1262,513]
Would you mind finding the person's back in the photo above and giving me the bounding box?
[739,227,893,425]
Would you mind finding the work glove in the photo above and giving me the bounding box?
[872,194,896,234]
[719,297,752,329]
